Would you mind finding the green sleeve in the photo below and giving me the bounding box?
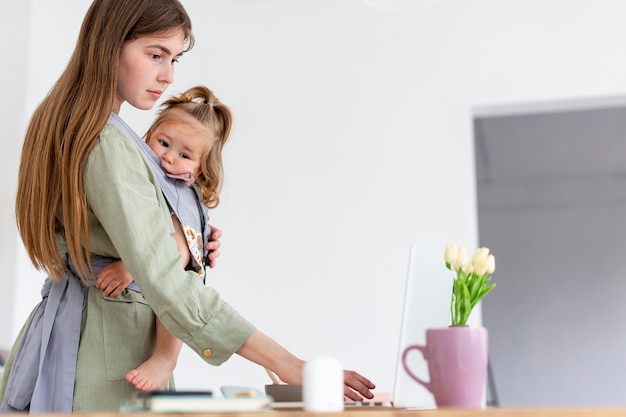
[84,124,256,365]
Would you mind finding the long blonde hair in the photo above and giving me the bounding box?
[15,0,194,281]
[145,86,233,208]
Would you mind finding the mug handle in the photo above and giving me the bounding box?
[401,344,431,392]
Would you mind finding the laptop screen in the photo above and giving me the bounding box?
[392,245,452,409]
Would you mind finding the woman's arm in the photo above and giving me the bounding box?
[237,330,375,401]
[85,125,374,400]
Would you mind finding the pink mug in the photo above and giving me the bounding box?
[401,326,488,408]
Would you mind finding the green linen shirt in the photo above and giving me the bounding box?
[5,122,256,412]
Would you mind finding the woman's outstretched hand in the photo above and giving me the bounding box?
[343,369,376,401]
[237,330,377,403]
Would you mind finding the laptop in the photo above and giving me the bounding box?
[268,245,453,409]
[391,245,452,409]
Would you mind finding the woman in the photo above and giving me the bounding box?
[0,0,375,412]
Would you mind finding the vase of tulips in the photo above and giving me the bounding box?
[402,245,496,409]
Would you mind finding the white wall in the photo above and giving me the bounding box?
[0,0,36,350]
[0,0,22,350]
[2,0,626,404]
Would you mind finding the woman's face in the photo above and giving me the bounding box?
[114,29,185,113]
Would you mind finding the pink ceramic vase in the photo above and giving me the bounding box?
[402,326,488,408]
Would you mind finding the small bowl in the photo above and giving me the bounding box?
[264,384,303,402]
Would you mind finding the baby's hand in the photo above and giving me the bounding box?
[206,220,222,269]
[97,260,134,298]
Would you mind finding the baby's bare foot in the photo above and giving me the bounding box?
[126,356,175,391]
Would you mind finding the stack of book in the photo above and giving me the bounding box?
[137,390,272,413]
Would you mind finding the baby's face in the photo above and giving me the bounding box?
[148,118,213,178]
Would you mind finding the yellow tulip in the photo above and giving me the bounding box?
[453,246,468,272]
[486,254,496,274]
[444,244,457,265]
[473,258,488,276]
[471,247,490,265]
